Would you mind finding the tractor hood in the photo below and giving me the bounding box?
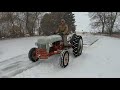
[36,35,62,44]
[35,34,75,52]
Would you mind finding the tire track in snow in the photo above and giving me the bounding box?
[0,54,33,78]
[0,54,26,66]
[1,61,41,78]
[0,54,61,78]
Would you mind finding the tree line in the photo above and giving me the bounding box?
[0,12,76,39]
[0,12,46,38]
[89,12,120,35]
[1,12,118,39]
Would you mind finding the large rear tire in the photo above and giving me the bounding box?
[28,48,39,62]
[72,35,83,57]
[60,50,69,68]
[70,33,76,44]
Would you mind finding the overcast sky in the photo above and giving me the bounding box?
[73,12,91,32]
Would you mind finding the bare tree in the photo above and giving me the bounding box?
[105,12,118,35]
[0,12,44,39]
[89,12,119,35]
[89,12,107,33]
[25,12,43,36]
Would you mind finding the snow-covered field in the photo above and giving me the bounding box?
[0,34,120,78]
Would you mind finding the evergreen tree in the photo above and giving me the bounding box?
[40,12,76,35]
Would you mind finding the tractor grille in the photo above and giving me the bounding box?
[40,44,46,50]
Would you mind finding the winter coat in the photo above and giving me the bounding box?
[57,24,68,35]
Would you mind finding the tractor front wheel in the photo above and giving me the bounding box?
[60,50,69,68]
[28,48,39,62]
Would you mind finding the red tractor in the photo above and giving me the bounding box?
[28,33,83,68]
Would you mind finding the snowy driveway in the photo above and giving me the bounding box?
[0,34,100,78]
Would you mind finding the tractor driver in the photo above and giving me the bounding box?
[56,19,69,46]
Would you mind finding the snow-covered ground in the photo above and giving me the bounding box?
[0,36,39,62]
[0,34,120,78]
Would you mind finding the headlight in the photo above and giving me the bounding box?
[49,43,52,47]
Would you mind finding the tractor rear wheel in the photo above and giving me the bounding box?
[60,50,69,68]
[70,33,76,44]
[28,48,39,62]
[72,35,83,57]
